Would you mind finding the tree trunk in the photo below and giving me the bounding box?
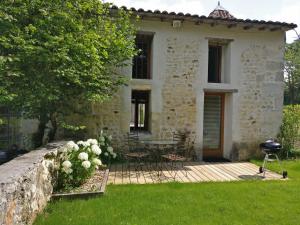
[33,113,49,148]
[49,112,58,141]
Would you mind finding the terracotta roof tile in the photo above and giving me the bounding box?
[110,5,297,30]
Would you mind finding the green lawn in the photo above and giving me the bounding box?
[34,160,300,225]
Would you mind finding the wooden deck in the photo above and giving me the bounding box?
[108,162,283,185]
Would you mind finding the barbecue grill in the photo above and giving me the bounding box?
[259,139,287,178]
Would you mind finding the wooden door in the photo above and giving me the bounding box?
[203,93,225,158]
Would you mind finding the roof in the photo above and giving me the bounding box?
[110,5,297,31]
[208,2,235,19]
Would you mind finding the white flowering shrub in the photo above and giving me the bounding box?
[56,139,103,191]
[98,130,118,164]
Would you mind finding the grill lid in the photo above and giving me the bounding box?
[260,139,281,150]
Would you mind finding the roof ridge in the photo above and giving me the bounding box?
[109,4,297,30]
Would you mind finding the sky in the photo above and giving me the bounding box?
[108,0,300,43]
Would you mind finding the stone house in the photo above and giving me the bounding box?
[1,3,297,161]
[83,3,296,161]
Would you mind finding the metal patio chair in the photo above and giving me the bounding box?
[161,132,189,179]
[123,132,149,173]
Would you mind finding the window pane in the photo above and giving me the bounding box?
[131,91,150,131]
[138,104,145,128]
[208,46,222,83]
[130,103,135,128]
[132,34,152,79]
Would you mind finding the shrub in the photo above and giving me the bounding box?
[98,131,118,165]
[278,105,300,157]
[55,139,103,191]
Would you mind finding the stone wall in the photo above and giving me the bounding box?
[60,93,125,150]
[237,44,284,159]
[160,37,199,140]
[0,142,64,225]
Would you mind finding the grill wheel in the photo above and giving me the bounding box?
[283,171,288,178]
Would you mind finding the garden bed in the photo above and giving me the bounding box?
[52,168,109,200]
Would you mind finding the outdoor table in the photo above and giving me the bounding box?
[139,140,178,156]
[139,140,178,176]
[124,152,149,158]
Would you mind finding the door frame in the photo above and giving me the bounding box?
[203,92,225,158]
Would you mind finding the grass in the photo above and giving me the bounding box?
[34,160,300,225]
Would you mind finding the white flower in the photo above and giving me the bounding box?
[92,158,102,166]
[66,141,76,148]
[87,139,98,145]
[112,152,117,159]
[73,144,79,151]
[107,146,113,153]
[91,144,101,155]
[108,135,113,141]
[78,152,88,161]
[77,141,90,147]
[77,140,84,145]
[62,167,73,174]
[82,160,91,169]
[58,147,68,153]
[104,152,109,156]
[62,160,72,169]
[83,141,90,147]
[66,141,79,151]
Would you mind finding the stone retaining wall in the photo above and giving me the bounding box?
[0,142,64,225]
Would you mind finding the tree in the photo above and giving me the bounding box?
[284,39,300,105]
[0,0,137,146]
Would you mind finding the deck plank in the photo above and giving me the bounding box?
[188,162,214,182]
[195,163,223,181]
[114,164,124,184]
[108,162,282,185]
[206,163,237,181]
[121,164,131,184]
[107,164,115,184]
[142,164,155,184]
[184,162,206,182]
[186,162,210,182]
[210,163,242,180]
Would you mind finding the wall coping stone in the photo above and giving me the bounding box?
[0,142,65,185]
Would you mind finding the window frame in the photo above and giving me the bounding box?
[130,90,150,131]
[132,34,153,79]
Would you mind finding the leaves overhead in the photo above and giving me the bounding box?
[0,0,137,119]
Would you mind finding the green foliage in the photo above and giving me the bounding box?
[98,130,118,164]
[60,121,87,141]
[278,105,300,157]
[0,0,137,140]
[284,40,300,104]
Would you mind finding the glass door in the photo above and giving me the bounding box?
[203,93,224,158]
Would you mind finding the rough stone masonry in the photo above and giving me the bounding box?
[0,142,64,225]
